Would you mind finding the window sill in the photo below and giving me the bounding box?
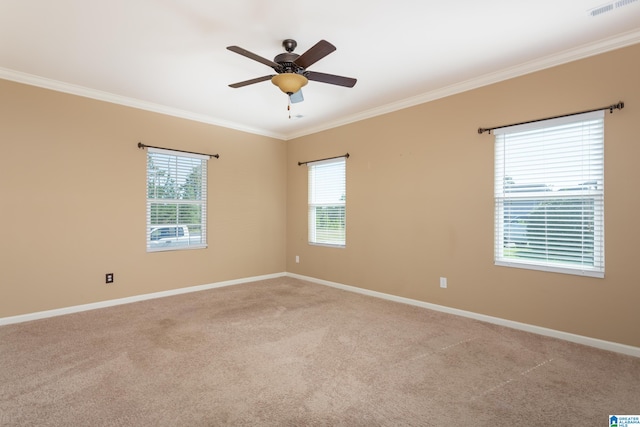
[309,242,346,249]
[495,259,604,278]
[147,244,208,253]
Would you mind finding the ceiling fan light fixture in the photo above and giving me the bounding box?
[272,73,308,95]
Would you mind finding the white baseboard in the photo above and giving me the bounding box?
[2,271,637,358]
[286,273,640,358]
[0,272,286,327]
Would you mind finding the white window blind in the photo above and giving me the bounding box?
[308,158,346,247]
[494,110,604,277]
[146,147,208,252]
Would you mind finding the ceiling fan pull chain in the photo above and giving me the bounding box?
[288,96,291,119]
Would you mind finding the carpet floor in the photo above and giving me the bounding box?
[1,276,638,426]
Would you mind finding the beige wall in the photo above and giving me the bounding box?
[287,43,640,347]
[2,43,639,348]
[0,80,287,317]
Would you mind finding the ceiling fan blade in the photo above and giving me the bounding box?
[228,75,274,88]
[290,90,304,104]
[294,40,336,69]
[306,71,357,88]
[226,46,280,69]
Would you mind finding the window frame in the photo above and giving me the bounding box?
[145,147,208,252]
[307,158,347,248]
[494,110,605,278]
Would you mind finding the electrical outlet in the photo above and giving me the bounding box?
[106,273,114,284]
[440,277,447,288]
[295,255,300,264]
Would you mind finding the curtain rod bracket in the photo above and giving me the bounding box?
[138,142,219,159]
[610,101,624,113]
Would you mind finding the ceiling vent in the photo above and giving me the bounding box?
[589,0,638,16]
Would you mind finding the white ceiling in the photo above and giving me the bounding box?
[1,0,639,140]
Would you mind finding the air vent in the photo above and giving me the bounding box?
[590,3,614,15]
[589,0,638,16]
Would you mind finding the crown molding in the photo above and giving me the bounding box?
[0,68,286,140]
[2,28,639,142]
[284,29,640,140]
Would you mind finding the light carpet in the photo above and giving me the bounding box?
[1,277,638,426]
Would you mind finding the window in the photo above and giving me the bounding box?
[494,110,604,277]
[146,147,208,252]
[308,158,346,246]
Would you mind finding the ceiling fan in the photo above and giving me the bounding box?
[226,39,357,104]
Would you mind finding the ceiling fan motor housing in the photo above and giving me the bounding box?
[273,52,305,75]
[273,40,308,94]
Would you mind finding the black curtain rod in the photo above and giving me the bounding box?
[477,101,624,135]
[298,153,350,166]
[138,142,219,159]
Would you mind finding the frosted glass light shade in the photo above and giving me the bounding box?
[272,73,308,94]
